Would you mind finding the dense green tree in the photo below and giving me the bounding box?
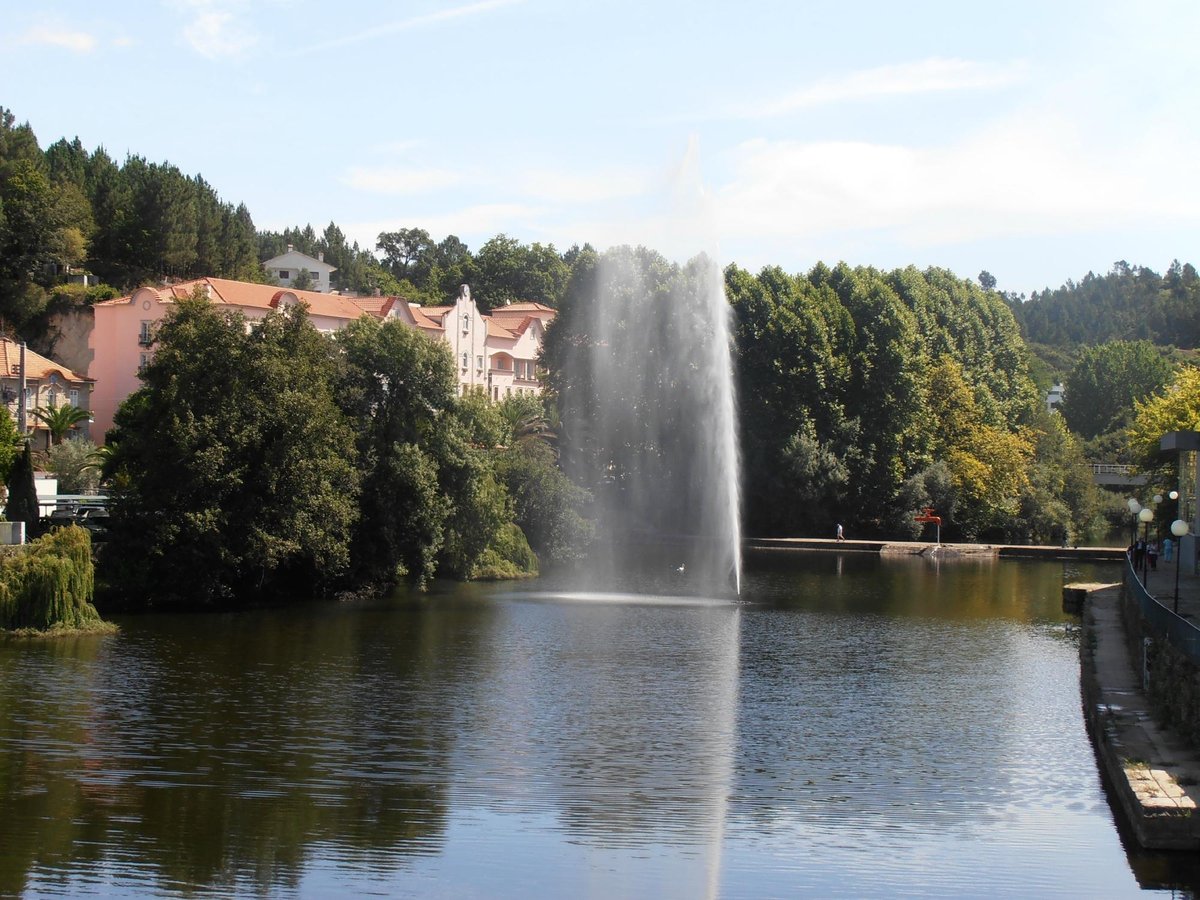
[1062,340,1174,440]
[333,316,459,587]
[44,436,102,494]
[473,234,568,310]
[102,293,360,608]
[4,442,38,531]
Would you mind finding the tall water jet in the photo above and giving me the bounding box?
[548,246,741,596]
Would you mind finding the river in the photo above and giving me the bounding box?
[1,552,1196,898]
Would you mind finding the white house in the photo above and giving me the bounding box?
[1047,382,1065,413]
[263,245,337,293]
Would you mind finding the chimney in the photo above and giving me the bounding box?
[286,243,294,253]
[318,251,324,263]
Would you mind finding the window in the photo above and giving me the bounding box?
[279,270,290,279]
[138,352,150,373]
[69,389,79,407]
[462,314,470,333]
[461,352,469,368]
[139,321,152,346]
[477,355,483,370]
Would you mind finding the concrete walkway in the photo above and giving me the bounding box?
[1081,572,1200,849]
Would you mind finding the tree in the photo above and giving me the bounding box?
[44,435,101,494]
[978,270,997,291]
[376,227,434,282]
[333,315,458,588]
[1063,340,1175,441]
[4,442,38,531]
[32,404,90,445]
[1127,366,1200,476]
[291,268,314,290]
[102,292,360,608]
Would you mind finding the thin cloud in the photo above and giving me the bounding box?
[18,26,98,53]
[735,57,1029,119]
[183,9,258,59]
[342,166,466,194]
[344,202,544,250]
[297,0,524,55]
[712,113,1198,249]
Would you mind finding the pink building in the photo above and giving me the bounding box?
[89,279,555,442]
[359,286,554,400]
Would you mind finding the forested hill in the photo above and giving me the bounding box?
[1008,260,1200,348]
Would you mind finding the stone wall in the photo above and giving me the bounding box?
[1122,575,1200,747]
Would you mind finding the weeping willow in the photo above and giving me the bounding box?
[0,526,105,631]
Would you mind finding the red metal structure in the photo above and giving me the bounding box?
[914,507,942,544]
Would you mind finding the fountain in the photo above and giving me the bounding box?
[555,246,741,596]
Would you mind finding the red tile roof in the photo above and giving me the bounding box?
[100,277,368,321]
[0,338,91,383]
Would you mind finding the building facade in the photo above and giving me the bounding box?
[262,246,337,293]
[89,279,555,442]
[0,339,93,449]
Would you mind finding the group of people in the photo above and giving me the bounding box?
[1131,536,1175,570]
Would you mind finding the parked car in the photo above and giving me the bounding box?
[76,506,109,539]
[42,505,79,532]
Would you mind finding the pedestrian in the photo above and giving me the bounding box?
[1134,538,1146,569]
[836,523,845,542]
[1163,536,1174,563]
[1148,540,1159,571]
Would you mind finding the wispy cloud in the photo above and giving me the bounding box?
[17,25,98,53]
[732,57,1029,119]
[340,160,651,203]
[297,0,523,55]
[342,166,466,194]
[344,202,544,249]
[172,0,258,59]
[711,111,1198,249]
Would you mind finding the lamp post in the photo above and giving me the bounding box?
[1127,498,1142,547]
[1139,506,1154,585]
[1173,518,1190,614]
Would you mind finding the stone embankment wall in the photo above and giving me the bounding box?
[1121,583,1200,747]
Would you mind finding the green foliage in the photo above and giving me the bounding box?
[103,294,360,607]
[44,436,101,494]
[1012,260,1200,347]
[0,525,102,631]
[1062,340,1175,440]
[334,316,459,588]
[728,261,1064,541]
[31,403,91,445]
[470,522,538,580]
[0,404,24,484]
[4,443,38,529]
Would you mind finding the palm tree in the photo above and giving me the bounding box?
[32,404,92,445]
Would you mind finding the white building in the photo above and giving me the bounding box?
[263,245,337,293]
[1047,382,1065,413]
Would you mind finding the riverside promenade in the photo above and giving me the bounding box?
[746,534,1200,849]
[745,535,1125,562]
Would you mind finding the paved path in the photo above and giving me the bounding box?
[1082,579,1200,849]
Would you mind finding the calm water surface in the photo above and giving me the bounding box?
[1,552,1197,898]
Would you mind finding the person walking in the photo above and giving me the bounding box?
[836,523,845,542]
[1164,536,1174,562]
[1148,540,1159,571]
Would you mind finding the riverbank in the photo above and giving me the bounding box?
[1080,581,1200,850]
[746,536,1125,562]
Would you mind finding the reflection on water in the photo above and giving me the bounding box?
[0,555,1195,897]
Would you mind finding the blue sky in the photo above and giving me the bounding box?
[3,0,1198,296]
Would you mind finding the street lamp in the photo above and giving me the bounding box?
[1173,518,1190,614]
[1127,498,1142,547]
[1139,506,1154,585]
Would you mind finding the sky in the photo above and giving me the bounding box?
[2,0,1198,297]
